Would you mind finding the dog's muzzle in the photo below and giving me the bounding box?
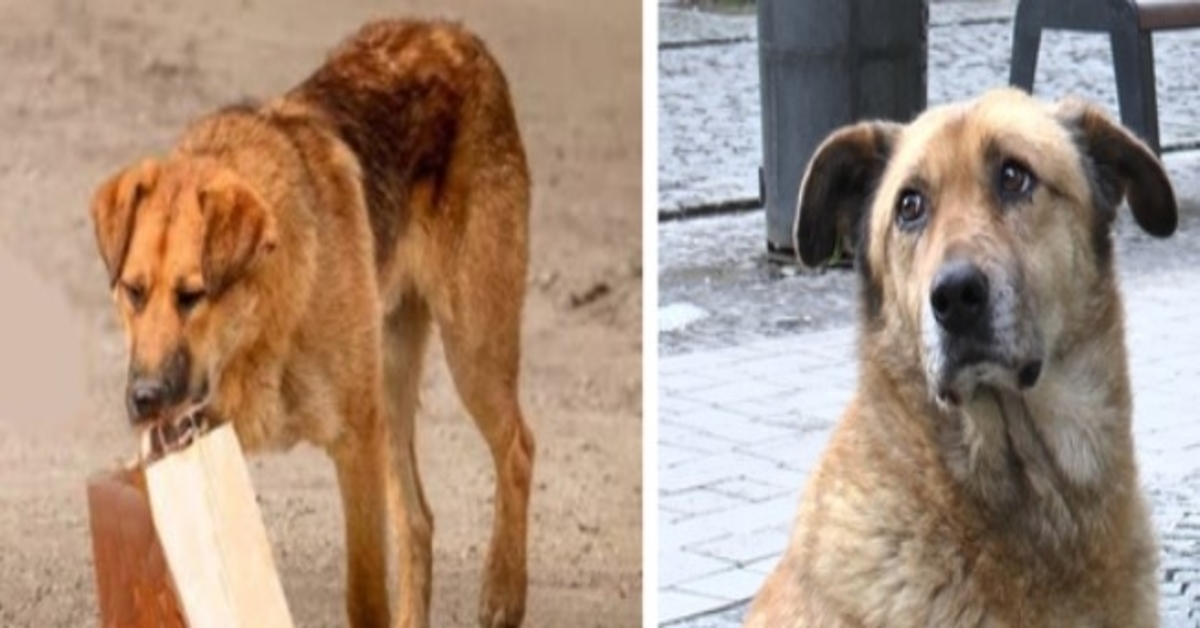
[125,346,200,425]
[927,260,1043,405]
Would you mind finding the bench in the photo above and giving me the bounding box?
[1010,0,1200,154]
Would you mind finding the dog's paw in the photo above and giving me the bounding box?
[478,580,525,628]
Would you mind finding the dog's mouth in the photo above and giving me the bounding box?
[924,300,1044,407]
[933,354,1043,407]
[134,380,215,462]
[139,399,213,462]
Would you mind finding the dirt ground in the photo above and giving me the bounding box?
[0,0,642,625]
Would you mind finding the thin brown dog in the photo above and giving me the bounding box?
[90,20,534,628]
[746,89,1175,626]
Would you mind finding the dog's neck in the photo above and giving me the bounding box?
[935,346,1134,545]
[943,389,1081,534]
[864,327,1135,548]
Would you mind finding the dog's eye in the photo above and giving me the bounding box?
[998,161,1036,202]
[176,288,206,314]
[123,283,147,312]
[896,190,928,230]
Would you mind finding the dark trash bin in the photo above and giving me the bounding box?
[758,0,928,258]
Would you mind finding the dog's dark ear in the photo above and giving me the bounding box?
[1055,100,1177,237]
[90,159,160,285]
[795,122,902,267]
[199,171,278,295]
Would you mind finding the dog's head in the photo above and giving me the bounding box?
[795,89,1176,406]
[90,157,277,425]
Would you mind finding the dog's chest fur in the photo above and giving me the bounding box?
[787,351,1157,625]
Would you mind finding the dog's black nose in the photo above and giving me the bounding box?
[127,378,168,423]
[931,262,989,334]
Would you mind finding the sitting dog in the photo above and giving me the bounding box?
[746,89,1174,626]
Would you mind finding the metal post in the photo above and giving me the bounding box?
[758,0,928,259]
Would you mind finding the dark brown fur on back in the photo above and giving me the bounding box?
[293,20,483,266]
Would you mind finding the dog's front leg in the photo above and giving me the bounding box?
[329,408,391,628]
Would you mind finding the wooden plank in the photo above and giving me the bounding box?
[197,426,293,626]
[88,423,294,628]
[144,423,294,628]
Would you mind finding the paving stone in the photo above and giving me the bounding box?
[674,568,769,607]
[684,405,795,445]
[658,422,736,455]
[659,588,732,625]
[660,549,734,591]
[735,429,834,475]
[684,526,791,566]
[661,487,753,521]
[659,450,784,494]
[661,370,728,394]
[707,477,793,503]
[659,442,712,469]
[684,378,791,406]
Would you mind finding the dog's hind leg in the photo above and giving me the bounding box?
[436,278,534,628]
[382,297,435,628]
[329,400,392,627]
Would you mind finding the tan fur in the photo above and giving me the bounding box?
[90,20,534,628]
[747,89,1175,627]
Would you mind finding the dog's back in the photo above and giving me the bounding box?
[290,20,527,269]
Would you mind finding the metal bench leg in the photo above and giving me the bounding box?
[1009,0,1045,90]
[1111,24,1160,154]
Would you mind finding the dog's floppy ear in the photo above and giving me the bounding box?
[90,159,161,285]
[199,170,278,295]
[794,121,902,267]
[1055,100,1177,237]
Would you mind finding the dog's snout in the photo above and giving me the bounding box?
[127,378,169,423]
[931,262,989,334]
[125,347,193,424]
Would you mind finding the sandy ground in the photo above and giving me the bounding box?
[0,0,642,626]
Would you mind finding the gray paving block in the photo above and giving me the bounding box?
[682,378,792,406]
[660,442,712,469]
[662,487,753,521]
[683,405,795,445]
[659,548,734,589]
[661,370,728,394]
[672,494,800,543]
[660,494,801,562]
[659,587,731,625]
[737,429,836,474]
[659,394,713,420]
[659,421,737,456]
[707,477,793,503]
[675,568,767,607]
[741,555,781,576]
[684,526,791,566]
[659,450,785,494]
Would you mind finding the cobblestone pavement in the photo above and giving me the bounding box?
[658,1,1200,626]
[658,0,1200,214]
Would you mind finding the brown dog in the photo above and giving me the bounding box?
[746,89,1175,626]
[89,20,534,628]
